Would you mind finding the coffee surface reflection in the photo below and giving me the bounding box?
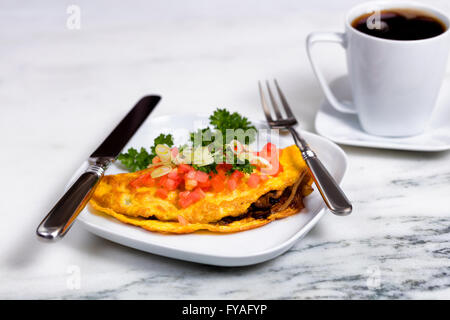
[352,8,446,40]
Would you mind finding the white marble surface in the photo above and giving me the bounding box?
[1,0,450,299]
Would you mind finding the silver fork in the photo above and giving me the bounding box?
[258,80,352,216]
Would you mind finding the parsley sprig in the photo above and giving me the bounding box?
[118,109,256,174]
[117,147,151,172]
[117,133,173,172]
[209,108,256,144]
[151,133,174,154]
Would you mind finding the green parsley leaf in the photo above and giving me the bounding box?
[190,128,214,147]
[118,133,174,172]
[231,160,256,174]
[209,108,257,144]
[117,147,151,172]
[192,163,218,174]
[151,133,174,154]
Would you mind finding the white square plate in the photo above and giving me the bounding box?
[70,114,348,266]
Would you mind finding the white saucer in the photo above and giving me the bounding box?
[315,76,450,152]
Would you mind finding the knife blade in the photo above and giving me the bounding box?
[36,95,161,241]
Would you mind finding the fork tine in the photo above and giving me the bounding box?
[258,81,273,124]
[265,81,283,119]
[274,79,296,119]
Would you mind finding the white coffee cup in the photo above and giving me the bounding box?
[306,1,450,137]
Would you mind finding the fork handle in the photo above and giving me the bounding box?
[303,151,352,216]
[289,128,352,216]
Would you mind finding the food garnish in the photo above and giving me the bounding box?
[116,108,283,208]
[117,133,174,172]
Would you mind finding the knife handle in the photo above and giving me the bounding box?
[288,127,352,216]
[36,165,105,240]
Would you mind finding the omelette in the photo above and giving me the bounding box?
[89,145,313,234]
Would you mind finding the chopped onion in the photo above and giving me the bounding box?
[237,152,250,163]
[180,147,193,164]
[251,155,272,168]
[147,162,164,169]
[172,154,185,165]
[192,147,214,166]
[151,165,172,178]
[155,144,171,162]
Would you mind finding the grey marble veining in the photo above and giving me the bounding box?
[1,0,450,300]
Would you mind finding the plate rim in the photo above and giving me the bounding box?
[315,99,450,152]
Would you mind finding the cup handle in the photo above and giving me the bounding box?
[306,32,357,114]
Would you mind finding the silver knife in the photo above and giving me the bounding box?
[36,95,161,241]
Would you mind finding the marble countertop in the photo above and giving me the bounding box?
[1,0,449,299]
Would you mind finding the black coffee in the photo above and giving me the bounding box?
[352,8,446,40]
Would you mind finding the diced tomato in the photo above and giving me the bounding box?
[211,174,226,192]
[158,174,181,191]
[164,178,179,191]
[179,197,193,208]
[259,143,281,163]
[227,178,238,191]
[261,142,277,158]
[185,179,198,190]
[178,164,193,174]
[216,163,232,172]
[152,156,161,164]
[247,173,261,188]
[130,173,155,188]
[158,175,168,187]
[258,142,283,176]
[179,191,190,199]
[190,187,205,202]
[192,188,206,200]
[225,170,244,191]
[178,188,205,208]
[168,168,179,180]
[265,142,276,152]
[195,171,209,183]
[231,170,244,180]
[197,187,206,197]
[144,177,156,187]
[216,167,228,178]
[155,188,168,199]
[197,178,211,189]
[185,170,196,180]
